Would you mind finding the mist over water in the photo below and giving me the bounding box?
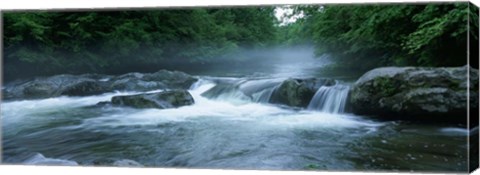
[172,46,337,79]
[1,46,469,172]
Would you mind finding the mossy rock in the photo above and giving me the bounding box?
[111,90,195,109]
[349,65,479,125]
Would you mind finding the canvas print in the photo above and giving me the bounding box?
[1,2,479,173]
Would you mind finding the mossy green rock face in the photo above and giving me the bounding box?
[269,78,336,108]
[111,90,194,109]
[349,66,479,124]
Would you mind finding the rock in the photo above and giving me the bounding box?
[201,83,252,104]
[108,70,196,91]
[349,65,479,124]
[110,78,167,91]
[269,78,336,108]
[112,159,143,167]
[142,70,198,89]
[2,70,197,100]
[60,80,110,96]
[95,101,112,107]
[21,81,57,99]
[111,90,194,109]
[81,73,113,81]
[3,74,105,99]
[115,72,144,80]
[23,153,78,166]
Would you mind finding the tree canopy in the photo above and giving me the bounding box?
[3,7,277,80]
[2,3,477,80]
[281,3,477,71]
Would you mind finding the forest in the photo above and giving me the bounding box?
[2,3,479,80]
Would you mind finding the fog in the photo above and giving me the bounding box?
[161,45,334,78]
[3,44,351,82]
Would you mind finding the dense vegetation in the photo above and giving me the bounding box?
[3,7,277,80]
[2,3,478,81]
[280,3,478,71]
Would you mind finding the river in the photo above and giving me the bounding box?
[1,50,470,172]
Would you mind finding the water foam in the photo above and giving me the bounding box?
[23,153,78,166]
[78,83,380,130]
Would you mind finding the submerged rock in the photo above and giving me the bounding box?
[112,159,143,167]
[349,65,479,124]
[23,153,78,166]
[269,78,336,108]
[111,90,194,109]
[201,83,252,103]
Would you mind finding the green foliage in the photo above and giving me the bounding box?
[3,3,475,81]
[287,3,471,71]
[3,7,277,80]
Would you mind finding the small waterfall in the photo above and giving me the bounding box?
[200,83,252,104]
[190,79,213,90]
[307,84,349,113]
[200,78,283,104]
[252,86,276,103]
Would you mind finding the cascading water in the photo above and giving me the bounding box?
[252,86,276,103]
[1,77,468,171]
[307,84,350,113]
[198,78,283,104]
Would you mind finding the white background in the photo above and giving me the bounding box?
[0,0,479,175]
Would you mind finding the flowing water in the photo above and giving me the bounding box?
[307,84,350,114]
[0,54,471,172]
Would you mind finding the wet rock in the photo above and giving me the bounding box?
[23,153,78,166]
[21,81,57,99]
[349,65,479,124]
[269,78,336,108]
[107,70,196,91]
[60,80,110,96]
[110,78,167,92]
[2,74,106,99]
[111,90,194,109]
[2,70,198,100]
[95,101,113,107]
[142,70,198,89]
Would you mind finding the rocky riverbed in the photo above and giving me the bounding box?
[1,65,478,172]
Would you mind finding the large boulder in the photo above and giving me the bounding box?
[349,65,479,124]
[269,78,336,108]
[111,90,194,109]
